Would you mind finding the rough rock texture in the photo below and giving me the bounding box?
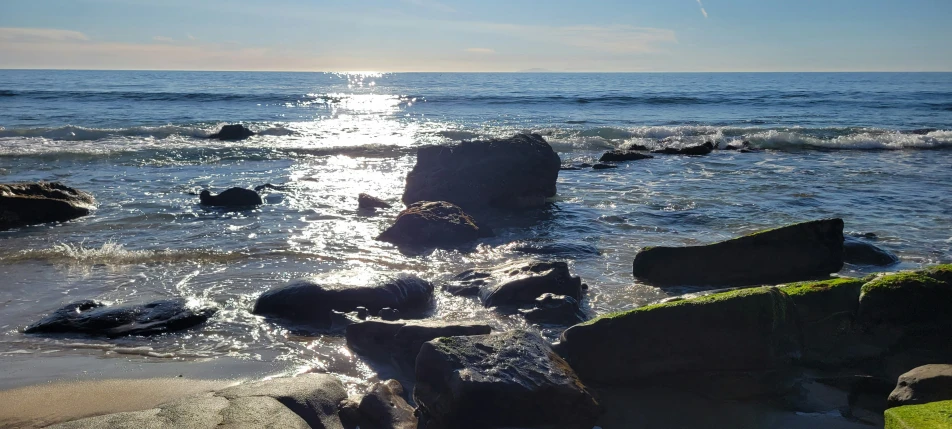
[598,150,654,162]
[48,374,348,429]
[0,182,96,230]
[414,330,601,429]
[199,187,262,207]
[24,299,217,338]
[520,293,586,325]
[354,380,417,429]
[857,265,952,327]
[884,400,952,429]
[778,278,866,366]
[208,124,254,140]
[444,260,583,308]
[253,275,434,326]
[888,365,952,408]
[376,201,491,248]
[402,134,561,210]
[632,218,845,287]
[358,193,392,210]
[844,237,900,266]
[346,320,491,371]
[559,287,802,398]
[651,141,714,155]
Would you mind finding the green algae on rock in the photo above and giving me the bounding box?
[858,264,952,326]
[778,278,866,366]
[885,400,952,429]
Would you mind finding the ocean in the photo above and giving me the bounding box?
[1,70,951,391]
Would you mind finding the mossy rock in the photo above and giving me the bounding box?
[885,400,952,429]
[859,265,952,326]
[779,278,866,366]
[559,287,802,398]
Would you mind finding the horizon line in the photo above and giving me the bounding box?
[2,68,951,74]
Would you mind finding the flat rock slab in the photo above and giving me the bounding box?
[632,218,845,287]
[414,330,601,429]
[0,182,96,230]
[445,260,583,308]
[24,299,217,338]
[345,320,491,371]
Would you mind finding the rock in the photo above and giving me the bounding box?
[507,241,601,258]
[378,308,400,321]
[0,182,96,230]
[199,187,262,207]
[359,193,392,210]
[414,330,601,429]
[844,237,900,266]
[598,150,654,162]
[24,299,217,338]
[559,287,802,398]
[346,319,491,371]
[252,275,434,326]
[591,163,617,169]
[376,201,491,248]
[632,218,845,287]
[888,365,952,408]
[884,400,952,429]
[651,141,714,155]
[208,124,254,141]
[724,141,752,151]
[445,260,583,307]
[356,380,418,429]
[51,374,348,429]
[778,278,868,366]
[520,293,586,324]
[857,265,952,327]
[255,183,289,192]
[402,134,561,210]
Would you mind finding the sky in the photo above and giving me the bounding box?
[1,0,951,72]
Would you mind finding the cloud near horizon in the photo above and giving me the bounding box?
[465,48,495,54]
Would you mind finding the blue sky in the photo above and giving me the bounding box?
[1,0,950,71]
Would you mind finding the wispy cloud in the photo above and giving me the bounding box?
[0,27,88,42]
[465,48,495,54]
[187,33,196,41]
[696,0,708,18]
[153,36,174,43]
[403,0,455,13]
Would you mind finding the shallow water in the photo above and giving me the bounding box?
[1,71,951,389]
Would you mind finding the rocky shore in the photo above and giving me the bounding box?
[3,130,950,428]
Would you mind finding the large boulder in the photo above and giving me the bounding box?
[199,187,262,207]
[632,218,845,287]
[0,182,96,230]
[888,365,952,408]
[884,400,952,429]
[778,278,867,366]
[444,260,583,308]
[402,134,561,210]
[252,275,434,326]
[558,287,802,398]
[49,374,348,429]
[598,150,653,162]
[208,124,254,141]
[345,320,491,371]
[844,237,900,266]
[24,299,217,338]
[376,201,491,248]
[857,265,952,327]
[414,330,601,429]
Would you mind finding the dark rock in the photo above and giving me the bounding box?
[356,380,417,429]
[355,307,369,319]
[520,293,586,324]
[199,187,262,207]
[559,287,802,398]
[346,319,491,371]
[651,141,715,155]
[507,241,601,258]
[632,218,845,287]
[844,237,900,266]
[376,201,491,248]
[578,162,593,168]
[378,308,400,321]
[591,163,617,169]
[359,193,392,210]
[888,364,952,408]
[414,330,601,429]
[724,140,752,151]
[254,183,289,192]
[252,275,434,326]
[329,310,363,331]
[778,278,868,366]
[560,165,582,171]
[208,124,254,141]
[0,182,96,230]
[857,265,952,327]
[24,299,217,338]
[402,134,561,210]
[599,150,654,162]
[445,260,583,307]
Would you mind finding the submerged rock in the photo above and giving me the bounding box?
[844,237,900,266]
[24,299,217,338]
[632,218,845,287]
[445,260,583,308]
[376,201,491,248]
[402,133,561,210]
[559,287,802,398]
[520,293,586,325]
[887,364,952,408]
[252,275,434,326]
[507,240,601,258]
[208,124,254,141]
[599,150,654,162]
[0,182,96,230]
[358,193,392,210]
[346,319,492,371]
[414,330,601,429]
[199,187,262,207]
[591,163,618,170]
[651,141,714,155]
[354,380,417,429]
